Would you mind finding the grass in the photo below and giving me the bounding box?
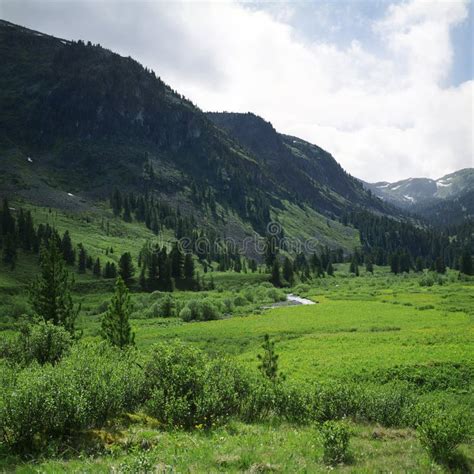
[1,228,473,471]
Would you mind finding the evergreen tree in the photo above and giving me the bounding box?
[435,256,446,274]
[93,258,101,277]
[0,198,15,235]
[29,239,79,334]
[270,259,282,287]
[282,257,294,285]
[234,255,242,273]
[103,262,118,279]
[169,243,184,280]
[326,261,334,276]
[61,230,75,265]
[123,197,132,222]
[460,249,473,276]
[118,252,135,285]
[110,189,123,217]
[264,235,278,268]
[249,259,258,273]
[101,276,135,348]
[2,233,17,270]
[415,256,424,273]
[183,253,195,281]
[390,253,400,274]
[365,257,374,274]
[78,245,87,273]
[257,334,284,383]
[349,257,359,276]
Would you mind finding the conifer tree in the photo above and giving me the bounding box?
[435,256,446,274]
[93,258,101,277]
[257,334,284,383]
[101,276,135,348]
[111,189,122,216]
[326,261,334,276]
[2,233,17,270]
[29,239,79,334]
[61,230,75,265]
[415,256,424,273]
[118,252,135,286]
[365,257,374,274]
[183,253,195,280]
[123,197,132,222]
[460,249,473,276]
[282,257,294,285]
[78,245,87,273]
[270,259,282,287]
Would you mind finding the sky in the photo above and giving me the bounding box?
[1,0,473,182]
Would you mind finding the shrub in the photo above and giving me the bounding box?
[233,295,247,307]
[200,300,221,321]
[158,294,175,318]
[320,420,351,464]
[179,306,193,322]
[0,342,143,451]
[143,342,248,428]
[0,321,72,366]
[417,408,469,463]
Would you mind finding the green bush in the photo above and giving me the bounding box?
[157,294,175,318]
[320,420,351,465]
[0,321,72,366]
[0,342,143,451]
[143,342,248,428]
[417,408,469,463]
[233,295,247,307]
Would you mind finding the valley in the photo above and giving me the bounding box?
[0,18,473,474]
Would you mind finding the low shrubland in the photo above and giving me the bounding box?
[0,338,470,465]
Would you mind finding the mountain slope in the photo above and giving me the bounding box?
[0,20,400,253]
[364,169,474,208]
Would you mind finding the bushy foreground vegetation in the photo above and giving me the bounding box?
[0,335,471,468]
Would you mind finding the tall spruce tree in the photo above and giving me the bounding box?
[118,252,135,286]
[282,257,294,285]
[460,249,473,276]
[270,259,282,287]
[101,276,135,348]
[29,239,79,334]
[61,230,75,265]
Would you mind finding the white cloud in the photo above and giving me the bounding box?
[2,0,472,181]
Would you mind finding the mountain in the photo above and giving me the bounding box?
[364,169,473,207]
[0,19,402,253]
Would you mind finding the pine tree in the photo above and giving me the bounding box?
[101,276,135,348]
[249,259,258,273]
[29,239,79,334]
[61,230,75,265]
[349,257,359,276]
[183,253,195,280]
[326,261,334,276]
[169,243,184,280]
[2,233,17,270]
[435,256,446,274]
[270,259,282,287]
[390,253,400,274]
[415,256,424,273]
[77,245,87,273]
[93,258,101,277]
[123,197,132,222]
[282,257,294,285]
[118,252,135,286]
[460,249,473,276]
[257,334,284,383]
[365,257,374,274]
[111,189,122,216]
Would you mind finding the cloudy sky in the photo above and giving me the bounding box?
[1,0,473,182]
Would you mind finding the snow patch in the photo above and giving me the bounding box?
[403,195,415,203]
[391,184,402,191]
[437,182,452,188]
[27,157,33,163]
[377,183,390,188]
[67,192,74,197]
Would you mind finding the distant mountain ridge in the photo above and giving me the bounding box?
[365,169,473,206]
